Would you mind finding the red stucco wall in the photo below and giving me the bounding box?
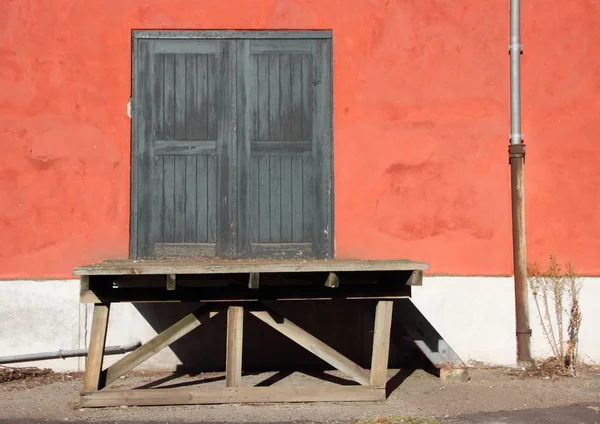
[1,0,599,278]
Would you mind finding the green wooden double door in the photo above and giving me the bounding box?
[130,32,333,260]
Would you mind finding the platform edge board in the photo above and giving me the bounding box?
[73,259,430,276]
[79,386,385,407]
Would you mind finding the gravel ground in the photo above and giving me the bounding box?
[0,367,599,423]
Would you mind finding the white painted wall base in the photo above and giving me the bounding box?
[0,277,598,372]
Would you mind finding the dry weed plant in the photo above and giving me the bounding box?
[528,254,582,377]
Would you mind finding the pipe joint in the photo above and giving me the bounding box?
[509,43,523,53]
[508,143,526,163]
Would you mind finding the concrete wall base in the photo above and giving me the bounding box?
[1,277,598,372]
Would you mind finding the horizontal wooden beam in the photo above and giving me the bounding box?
[81,276,411,303]
[250,306,371,386]
[80,386,385,407]
[102,304,221,387]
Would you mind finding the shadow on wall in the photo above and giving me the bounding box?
[133,300,433,373]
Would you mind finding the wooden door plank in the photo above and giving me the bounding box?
[225,306,244,387]
[249,305,371,386]
[80,385,385,407]
[102,304,221,387]
[370,300,394,387]
[83,304,110,391]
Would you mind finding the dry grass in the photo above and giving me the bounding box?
[528,255,583,376]
[0,366,81,390]
[507,357,580,380]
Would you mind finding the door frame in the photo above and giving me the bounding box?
[130,30,334,259]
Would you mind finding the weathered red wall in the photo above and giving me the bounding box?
[1,0,599,278]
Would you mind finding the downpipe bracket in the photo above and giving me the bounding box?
[508,143,526,164]
[509,43,524,53]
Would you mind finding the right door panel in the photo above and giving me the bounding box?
[236,38,333,259]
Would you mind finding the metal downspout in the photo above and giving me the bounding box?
[0,341,141,365]
[509,0,532,365]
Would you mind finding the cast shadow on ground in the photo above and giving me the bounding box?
[132,299,438,392]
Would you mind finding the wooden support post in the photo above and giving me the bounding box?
[370,300,394,387]
[166,274,176,291]
[226,306,244,387]
[83,304,110,391]
[250,304,371,386]
[248,273,259,289]
[103,304,221,387]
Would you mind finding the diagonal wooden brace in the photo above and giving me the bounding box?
[100,303,222,388]
[249,303,371,386]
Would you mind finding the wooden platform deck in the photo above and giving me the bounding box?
[74,258,430,275]
[74,258,469,407]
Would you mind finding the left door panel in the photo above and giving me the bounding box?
[132,38,235,259]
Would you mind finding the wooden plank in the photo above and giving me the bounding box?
[302,154,314,243]
[74,259,430,275]
[250,306,371,386]
[83,304,110,391]
[312,39,333,258]
[249,156,259,244]
[207,53,217,140]
[370,301,394,387]
[248,243,314,258]
[163,53,175,139]
[257,55,269,140]
[174,156,186,242]
[290,55,303,140]
[184,156,197,242]
[235,39,251,255]
[80,385,384,407]
[134,30,332,40]
[279,54,292,140]
[196,155,209,242]
[258,155,270,242]
[174,54,186,140]
[103,304,221,387]
[269,156,282,242]
[291,155,303,242]
[197,54,209,140]
[207,155,218,243]
[250,40,313,54]
[268,54,281,140]
[226,306,244,387]
[280,156,293,242]
[184,54,197,140]
[300,54,312,141]
[153,140,217,155]
[153,243,216,258]
[163,155,175,242]
[131,39,153,258]
[153,39,218,54]
[250,141,312,154]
